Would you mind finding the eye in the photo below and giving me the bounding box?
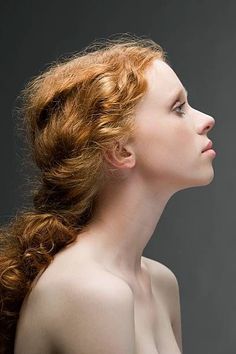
[174,102,186,116]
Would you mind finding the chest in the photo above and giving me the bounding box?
[133,290,181,354]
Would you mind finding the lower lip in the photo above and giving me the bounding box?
[202,149,216,157]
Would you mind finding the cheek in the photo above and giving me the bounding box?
[134,125,171,176]
[134,123,196,178]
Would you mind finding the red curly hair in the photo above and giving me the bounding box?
[0,34,167,353]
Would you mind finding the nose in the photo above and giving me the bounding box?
[204,115,215,133]
[197,111,215,134]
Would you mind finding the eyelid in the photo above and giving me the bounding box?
[174,101,186,115]
[173,100,185,110]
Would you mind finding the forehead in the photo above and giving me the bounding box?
[144,59,184,105]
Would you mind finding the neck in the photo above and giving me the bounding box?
[76,173,177,280]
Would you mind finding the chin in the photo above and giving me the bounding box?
[201,174,215,186]
[177,169,215,191]
[192,168,215,187]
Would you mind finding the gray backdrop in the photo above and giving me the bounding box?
[0,1,234,353]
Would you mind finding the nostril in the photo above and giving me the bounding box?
[207,117,215,131]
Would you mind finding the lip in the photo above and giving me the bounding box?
[202,140,213,153]
[203,148,216,157]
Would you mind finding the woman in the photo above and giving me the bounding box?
[0,35,216,354]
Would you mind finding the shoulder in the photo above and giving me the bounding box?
[35,265,135,319]
[142,256,179,291]
[33,267,136,354]
[142,256,180,315]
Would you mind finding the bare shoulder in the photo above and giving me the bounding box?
[142,256,180,317]
[34,266,136,354]
[142,256,179,291]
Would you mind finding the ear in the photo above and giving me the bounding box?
[103,139,136,170]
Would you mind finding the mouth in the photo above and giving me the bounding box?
[201,140,216,156]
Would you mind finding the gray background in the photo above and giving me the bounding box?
[0,0,234,353]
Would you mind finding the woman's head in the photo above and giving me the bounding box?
[20,35,216,219]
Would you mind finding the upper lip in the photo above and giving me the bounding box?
[202,140,213,152]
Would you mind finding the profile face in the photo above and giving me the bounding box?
[132,59,216,192]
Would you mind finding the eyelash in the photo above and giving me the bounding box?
[175,102,186,116]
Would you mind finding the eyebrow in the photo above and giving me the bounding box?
[170,86,188,105]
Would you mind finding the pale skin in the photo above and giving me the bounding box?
[14,59,216,354]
